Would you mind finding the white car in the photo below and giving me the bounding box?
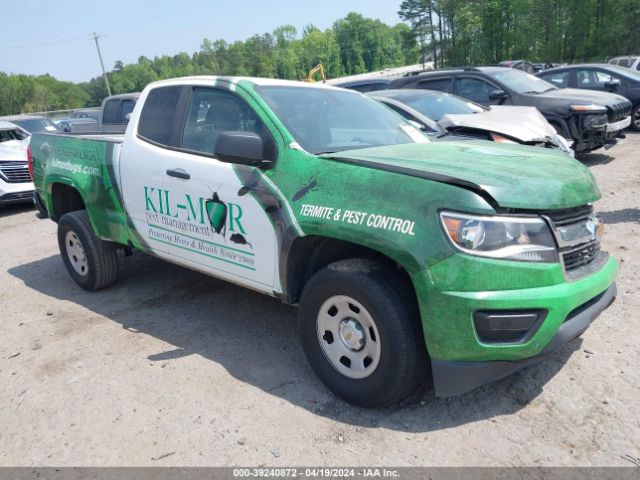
[0,121,34,206]
[370,89,574,156]
[608,55,640,71]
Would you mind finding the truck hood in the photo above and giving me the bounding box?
[324,141,599,210]
[439,106,557,143]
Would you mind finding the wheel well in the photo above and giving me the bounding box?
[50,183,85,222]
[284,235,415,305]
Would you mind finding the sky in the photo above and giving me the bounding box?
[1,0,403,83]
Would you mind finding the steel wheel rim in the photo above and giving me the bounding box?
[316,295,381,379]
[65,231,89,276]
[634,109,640,129]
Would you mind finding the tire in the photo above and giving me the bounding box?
[631,104,640,132]
[298,258,427,407]
[57,210,119,291]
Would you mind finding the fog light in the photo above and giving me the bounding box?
[473,310,547,344]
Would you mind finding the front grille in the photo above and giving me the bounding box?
[0,161,31,183]
[543,205,602,274]
[562,240,601,271]
[0,191,33,201]
[608,101,632,123]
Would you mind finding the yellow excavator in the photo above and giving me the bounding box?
[305,64,326,83]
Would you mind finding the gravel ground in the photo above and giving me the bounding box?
[0,133,638,467]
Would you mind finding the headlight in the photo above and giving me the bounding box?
[570,104,607,112]
[440,211,558,263]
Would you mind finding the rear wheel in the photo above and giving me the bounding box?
[631,104,640,132]
[58,210,119,291]
[299,259,426,407]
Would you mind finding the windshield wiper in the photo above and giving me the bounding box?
[522,90,541,95]
[314,149,340,155]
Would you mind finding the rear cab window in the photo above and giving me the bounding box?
[137,86,185,147]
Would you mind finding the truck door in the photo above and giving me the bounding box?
[119,85,187,259]
[161,86,278,292]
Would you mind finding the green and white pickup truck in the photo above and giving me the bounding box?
[29,76,618,406]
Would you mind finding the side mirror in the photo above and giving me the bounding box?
[489,89,509,101]
[604,79,621,91]
[214,131,272,168]
[124,113,132,122]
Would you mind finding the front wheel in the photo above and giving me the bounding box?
[631,104,640,132]
[57,210,119,291]
[299,259,426,407]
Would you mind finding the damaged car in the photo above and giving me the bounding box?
[370,89,573,155]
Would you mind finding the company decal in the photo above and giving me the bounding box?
[299,204,416,236]
[49,159,100,177]
[143,186,255,270]
[292,176,319,202]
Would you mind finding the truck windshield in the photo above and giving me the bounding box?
[486,69,557,94]
[257,86,427,154]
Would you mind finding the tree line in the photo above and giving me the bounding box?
[0,13,418,115]
[1,1,638,116]
[399,0,640,68]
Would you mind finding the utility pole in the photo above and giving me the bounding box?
[92,32,112,96]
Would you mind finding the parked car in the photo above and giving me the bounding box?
[29,76,617,405]
[369,89,573,154]
[0,115,59,134]
[537,64,640,131]
[329,77,393,93]
[326,64,432,92]
[499,60,535,74]
[608,55,640,71]
[69,93,140,133]
[0,121,34,206]
[57,109,100,132]
[390,66,632,153]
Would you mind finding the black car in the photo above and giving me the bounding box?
[329,77,392,93]
[390,66,632,152]
[537,64,640,131]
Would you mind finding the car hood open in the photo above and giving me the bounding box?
[322,141,599,210]
[439,106,558,143]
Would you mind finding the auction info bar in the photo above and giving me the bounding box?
[0,468,638,480]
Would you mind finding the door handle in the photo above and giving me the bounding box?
[166,168,190,180]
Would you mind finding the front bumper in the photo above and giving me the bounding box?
[0,178,35,205]
[431,283,616,396]
[412,252,618,396]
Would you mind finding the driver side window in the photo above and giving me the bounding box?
[457,78,493,104]
[181,88,264,156]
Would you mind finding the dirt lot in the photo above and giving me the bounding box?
[0,134,638,467]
